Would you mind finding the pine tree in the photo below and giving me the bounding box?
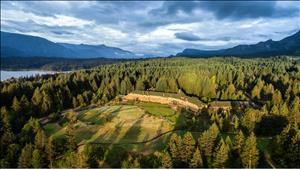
[0,107,15,154]
[18,144,34,168]
[225,136,232,149]
[136,79,145,90]
[213,138,229,168]
[91,79,98,92]
[35,129,47,150]
[181,132,195,163]
[32,88,43,107]
[46,137,56,168]
[41,92,53,115]
[189,147,203,168]
[272,90,282,106]
[72,97,78,108]
[11,96,21,113]
[199,123,219,165]
[241,133,259,168]
[251,79,264,99]
[232,114,239,130]
[168,133,182,162]
[234,130,245,154]
[161,152,173,168]
[156,77,169,92]
[32,149,47,168]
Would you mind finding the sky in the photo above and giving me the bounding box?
[1,1,300,56]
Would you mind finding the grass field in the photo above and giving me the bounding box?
[43,100,270,154]
[43,104,184,152]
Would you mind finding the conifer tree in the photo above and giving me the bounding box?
[189,147,203,168]
[213,138,229,168]
[234,130,245,154]
[241,133,259,168]
[136,79,145,90]
[11,96,21,113]
[199,123,219,167]
[181,132,195,163]
[225,136,232,149]
[35,129,47,150]
[161,152,173,168]
[32,149,47,168]
[18,144,34,168]
[46,137,55,168]
[168,133,182,162]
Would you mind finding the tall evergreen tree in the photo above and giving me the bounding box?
[18,144,34,168]
[31,149,47,168]
[35,129,47,150]
[46,137,56,168]
[234,130,245,154]
[161,152,173,168]
[241,133,259,168]
[199,123,219,166]
[181,132,195,163]
[189,147,203,168]
[213,138,229,168]
[168,133,182,163]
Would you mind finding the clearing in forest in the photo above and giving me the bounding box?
[43,103,190,151]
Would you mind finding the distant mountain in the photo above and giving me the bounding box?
[177,30,300,57]
[0,31,137,59]
[59,43,136,59]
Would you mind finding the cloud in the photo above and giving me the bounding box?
[151,1,300,20]
[200,1,277,20]
[175,32,202,41]
[1,9,94,28]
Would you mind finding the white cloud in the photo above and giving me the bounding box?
[1,9,94,28]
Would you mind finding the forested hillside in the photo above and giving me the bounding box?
[1,57,130,71]
[0,57,299,168]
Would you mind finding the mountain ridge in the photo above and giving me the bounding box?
[0,31,137,59]
[177,30,300,57]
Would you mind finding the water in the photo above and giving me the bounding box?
[0,70,58,81]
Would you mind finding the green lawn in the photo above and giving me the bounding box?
[136,101,189,125]
[137,102,175,116]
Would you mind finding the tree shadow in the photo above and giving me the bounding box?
[103,118,143,167]
[120,118,143,144]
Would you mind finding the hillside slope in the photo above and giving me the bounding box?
[0,31,137,59]
[177,30,300,57]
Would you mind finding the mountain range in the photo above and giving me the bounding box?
[176,30,300,57]
[1,30,299,59]
[0,31,137,59]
